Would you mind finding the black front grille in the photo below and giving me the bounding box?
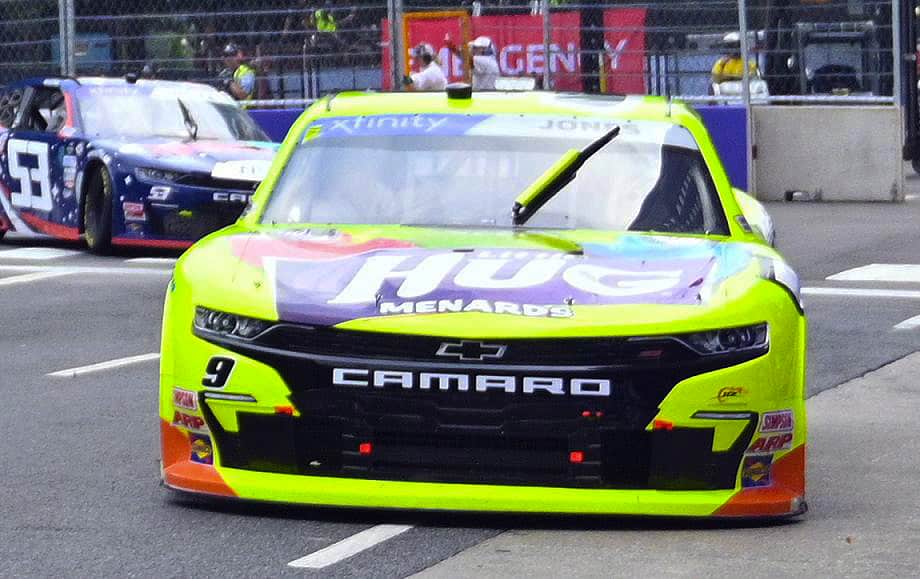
[200,327,760,490]
[152,204,243,241]
[255,325,704,367]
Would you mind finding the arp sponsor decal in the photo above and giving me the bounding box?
[760,410,794,433]
[715,386,746,404]
[172,387,198,411]
[173,411,207,432]
[742,454,772,488]
[747,433,792,454]
[189,434,214,465]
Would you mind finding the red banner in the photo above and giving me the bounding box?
[382,12,582,91]
[601,8,647,95]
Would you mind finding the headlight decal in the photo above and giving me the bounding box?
[135,166,182,183]
[194,306,272,339]
[682,323,769,356]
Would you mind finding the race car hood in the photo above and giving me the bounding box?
[179,225,790,337]
[98,137,277,179]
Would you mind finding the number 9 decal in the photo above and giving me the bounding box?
[202,356,235,389]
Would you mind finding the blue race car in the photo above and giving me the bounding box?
[0,76,277,252]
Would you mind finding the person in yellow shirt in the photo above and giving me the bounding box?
[711,31,759,85]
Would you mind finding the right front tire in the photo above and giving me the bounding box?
[83,166,113,254]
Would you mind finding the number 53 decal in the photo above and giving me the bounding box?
[7,138,52,211]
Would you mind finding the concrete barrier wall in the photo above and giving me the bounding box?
[753,105,903,202]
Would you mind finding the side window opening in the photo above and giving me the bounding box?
[628,147,729,235]
[18,88,67,133]
[0,89,24,129]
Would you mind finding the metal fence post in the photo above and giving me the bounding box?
[541,0,550,90]
[58,0,75,76]
[892,0,902,104]
[738,0,754,192]
[388,0,405,91]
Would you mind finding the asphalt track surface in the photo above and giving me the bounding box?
[1,199,919,577]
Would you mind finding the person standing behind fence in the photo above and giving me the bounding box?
[403,43,447,91]
[313,3,337,34]
[219,43,256,101]
[446,35,499,90]
[711,31,759,85]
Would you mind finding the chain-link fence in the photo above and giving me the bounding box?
[0,1,61,81]
[398,0,895,101]
[0,0,901,104]
[68,1,387,103]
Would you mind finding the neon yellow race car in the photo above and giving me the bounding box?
[159,88,806,518]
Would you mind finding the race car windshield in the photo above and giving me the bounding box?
[79,93,267,142]
[262,117,729,234]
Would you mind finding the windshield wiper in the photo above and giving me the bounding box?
[177,98,198,141]
[511,125,620,227]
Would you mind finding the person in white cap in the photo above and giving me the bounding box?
[403,43,447,91]
[447,35,500,90]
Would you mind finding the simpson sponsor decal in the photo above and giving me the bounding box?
[760,410,794,432]
[271,248,716,325]
[172,388,198,411]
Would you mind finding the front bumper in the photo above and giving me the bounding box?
[160,316,807,517]
[162,419,805,517]
[114,170,255,245]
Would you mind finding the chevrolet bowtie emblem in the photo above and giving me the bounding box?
[436,340,507,361]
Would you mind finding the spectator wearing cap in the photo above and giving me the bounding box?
[711,31,759,85]
[220,43,256,100]
[404,43,447,91]
[447,35,500,90]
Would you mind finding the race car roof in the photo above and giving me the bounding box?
[6,76,228,102]
[322,91,699,127]
[309,92,701,151]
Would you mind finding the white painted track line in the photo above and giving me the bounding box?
[0,264,171,276]
[48,353,160,378]
[0,271,72,287]
[803,287,920,299]
[0,247,82,260]
[287,524,413,569]
[894,315,920,330]
[125,257,178,265]
[827,264,920,283]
